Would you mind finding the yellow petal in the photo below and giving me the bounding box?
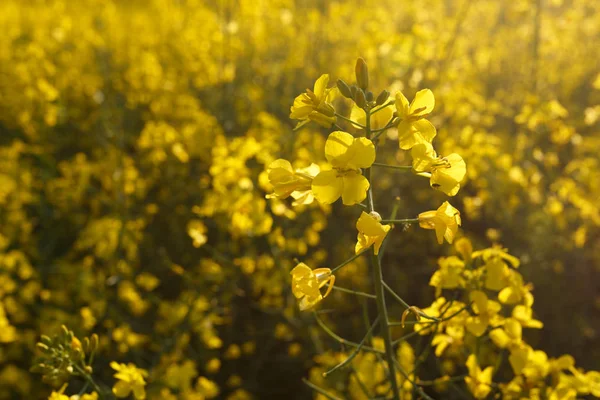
[325,131,355,167]
[395,91,410,118]
[313,74,329,99]
[412,119,437,142]
[113,381,132,398]
[411,143,436,172]
[410,89,435,116]
[371,105,394,130]
[341,173,369,205]
[132,384,146,400]
[356,212,386,236]
[312,170,343,204]
[350,105,366,127]
[347,137,375,169]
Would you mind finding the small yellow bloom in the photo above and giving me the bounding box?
[290,263,335,311]
[355,212,391,255]
[418,202,461,244]
[110,361,148,399]
[411,143,466,196]
[395,89,436,149]
[290,74,337,128]
[312,131,375,205]
[465,354,493,399]
[48,384,69,400]
[265,159,319,205]
[465,290,501,337]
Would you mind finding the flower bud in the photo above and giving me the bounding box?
[336,79,353,98]
[355,58,369,90]
[365,91,374,102]
[376,90,390,105]
[354,88,366,108]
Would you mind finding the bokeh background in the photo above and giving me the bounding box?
[0,0,599,398]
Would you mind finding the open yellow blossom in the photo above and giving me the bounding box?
[265,159,319,205]
[395,89,436,149]
[110,362,148,399]
[312,131,375,205]
[466,290,501,337]
[290,263,335,311]
[411,143,466,196]
[418,201,461,244]
[465,354,493,399]
[290,74,337,128]
[355,212,392,255]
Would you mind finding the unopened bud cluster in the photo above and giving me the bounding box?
[30,325,98,387]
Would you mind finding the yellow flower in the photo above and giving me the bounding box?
[290,263,335,311]
[48,384,69,400]
[355,212,392,255]
[411,143,466,196]
[311,131,375,205]
[429,256,465,296]
[465,290,501,337]
[290,74,337,128]
[465,354,493,399]
[110,361,148,399]
[265,159,319,205]
[395,89,436,149]
[418,201,461,244]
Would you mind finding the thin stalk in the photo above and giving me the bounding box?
[302,379,344,400]
[365,108,401,400]
[331,250,366,274]
[323,316,380,377]
[326,284,376,299]
[335,113,366,129]
[313,312,385,354]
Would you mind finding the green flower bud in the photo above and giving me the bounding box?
[355,58,369,90]
[336,79,353,98]
[354,88,367,108]
[366,91,374,102]
[376,90,390,105]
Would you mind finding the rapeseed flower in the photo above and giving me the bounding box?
[355,212,391,255]
[411,143,466,196]
[395,89,436,149]
[311,131,375,205]
[465,355,493,399]
[290,263,334,311]
[418,202,461,244]
[290,74,337,128]
[265,159,319,205]
[110,362,148,399]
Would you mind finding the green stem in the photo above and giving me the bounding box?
[330,250,366,274]
[334,113,366,129]
[323,316,380,377]
[313,312,384,354]
[371,101,395,115]
[327,284,376,299]
[302,379,344,400]
[382,281,440,322]
[381,218,419,224]
[365,109,401,400]
[372,162,413,171]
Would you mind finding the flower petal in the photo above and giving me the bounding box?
[312,170,343,204]
[324,131,355,167]
[341,173,369,205]
[410,89,435,116]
